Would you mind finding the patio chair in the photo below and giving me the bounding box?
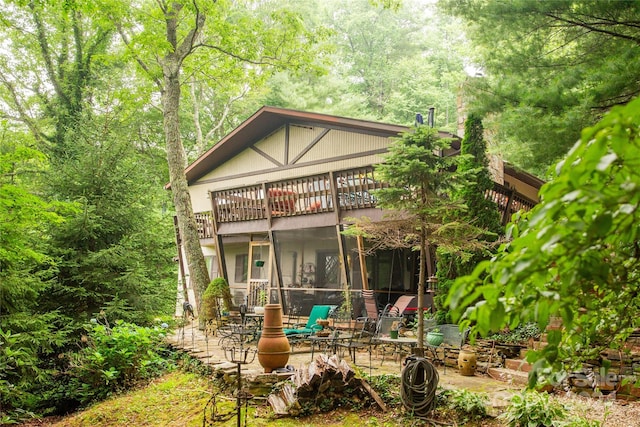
[425,323,470,373]
[282,305,335,336]
[336,317,374,372]
[361,290,382,324]
[371,314,409,364]
[386,295,416,317]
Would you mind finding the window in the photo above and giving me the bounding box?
[234,254,248,283]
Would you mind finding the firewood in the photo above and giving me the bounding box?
[267,355,387,416]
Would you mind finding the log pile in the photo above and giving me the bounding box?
[267,354,387,416]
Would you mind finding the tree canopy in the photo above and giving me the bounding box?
[448,97,640,384]
[440,0,640,176]
[263,0,469,130]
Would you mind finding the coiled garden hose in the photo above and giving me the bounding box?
[400,356,439,419]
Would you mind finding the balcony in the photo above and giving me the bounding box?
[189,166,538,239]
[212,167,385,224]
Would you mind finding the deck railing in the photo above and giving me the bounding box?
[211,166,386,223]
[486,183,537,224]
[197,166,538,231]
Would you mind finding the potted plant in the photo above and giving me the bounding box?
[254,289,267,315]
[426,327,444,346]
[390,320,401,339]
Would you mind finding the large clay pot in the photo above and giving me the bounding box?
[257,304,290,373]
[458,349,477,376]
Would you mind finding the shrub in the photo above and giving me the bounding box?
[67,318,174,405]
[501,390,567,426]
[444,388,488,422]
[203,277,233,317]
[487,323,541,344]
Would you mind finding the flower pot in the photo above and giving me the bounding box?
[389,330,399,339]
[426,331,444,347]
[257,304,290,373]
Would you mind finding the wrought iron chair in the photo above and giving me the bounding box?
[424,324,470,373]
[336,317,375,373]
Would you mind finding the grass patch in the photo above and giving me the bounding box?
[50,371,211,427]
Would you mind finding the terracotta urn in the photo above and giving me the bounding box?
[257,303,291,373]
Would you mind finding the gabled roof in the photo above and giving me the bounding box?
[179,105,543,190]
[183,106,417,185]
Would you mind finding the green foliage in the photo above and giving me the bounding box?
[0,133,77,423]
[435,114,500,320]
[487,323,541,344]
[448,98,640,380]
[441,388,488,422]
[0,134,64,314]
[374,126,474,252]
[457,113,502,236]
[41,121,176,325]
[440,0,640,175]
[67,318,174,406]
[364,374,402,406]
[262,0,468,129]
[202,277,234,319]
[500,391,567,427]
[0,311,76,421]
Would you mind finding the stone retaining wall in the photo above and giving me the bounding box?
[438,337,640,401]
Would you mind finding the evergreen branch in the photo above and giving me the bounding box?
[545,12,640,44]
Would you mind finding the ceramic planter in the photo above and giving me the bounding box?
[426,331,444,347]
[458,349,477,376]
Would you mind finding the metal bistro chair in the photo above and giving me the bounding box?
[425,324,470,373]
[372,313,407,364]
[361,290,382,324]
[336,317,375,373]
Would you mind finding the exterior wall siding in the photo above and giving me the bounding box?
[188,124,392,212]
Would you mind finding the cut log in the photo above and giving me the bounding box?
[267,383,301,416]
[360,378,388,411]
[267,355,388,416]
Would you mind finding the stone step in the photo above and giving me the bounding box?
[505,358,533,373]
[487,367,529,387]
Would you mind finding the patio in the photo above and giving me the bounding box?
[166,318,521,414]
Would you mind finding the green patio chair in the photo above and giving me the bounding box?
[283,305,335,336]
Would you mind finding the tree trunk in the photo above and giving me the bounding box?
[415,224,427,354]
[162,63,209,314]
[160,7,210,315]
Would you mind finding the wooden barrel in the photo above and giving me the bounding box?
[457,349,477,376]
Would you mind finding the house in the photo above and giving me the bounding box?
[176,106,543,317]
